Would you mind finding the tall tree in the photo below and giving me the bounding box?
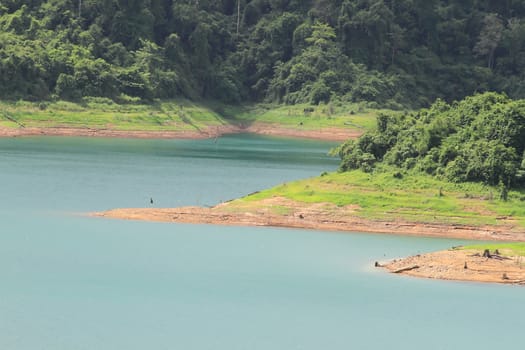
[474,13,504,69]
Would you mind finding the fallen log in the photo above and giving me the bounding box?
[393,265,420,273]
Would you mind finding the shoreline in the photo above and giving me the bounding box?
[0,123,360,141]
[11,122,520,285]
[92,202,525,242]
[92,201,525,286]
[0,125,239,139]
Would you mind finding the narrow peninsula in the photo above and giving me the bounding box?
[94,93,525,286]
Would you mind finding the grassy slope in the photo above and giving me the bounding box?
[230,168,525,228]
[0,99,384,134]
[0,99,230,132]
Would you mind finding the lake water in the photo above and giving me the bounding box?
[0,134,523,350]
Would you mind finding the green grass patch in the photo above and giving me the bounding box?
[487,190,525,227]
[0,99,228,132]
[234,169,525,228]
[1,98,401,136]
[222,102,393,132]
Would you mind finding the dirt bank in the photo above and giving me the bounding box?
[0,123,360,141]
[0,125,240,139]
[241,122,363,141]
[92,197,525,242]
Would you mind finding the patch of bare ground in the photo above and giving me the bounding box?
[241,122,363,141]
[0,125,241,139]
[0,123,360,141]
[382,249,525,285]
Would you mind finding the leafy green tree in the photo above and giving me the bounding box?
[3,0,525,105]
[338,92,525,188]
[110,1,154,49]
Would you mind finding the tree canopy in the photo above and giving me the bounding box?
[2,1,525,106]
[336,92,525,189]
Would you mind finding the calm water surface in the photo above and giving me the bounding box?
[0,135,522,350]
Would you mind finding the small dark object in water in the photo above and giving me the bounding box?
[150,197,154,204]
[375,261,380,267]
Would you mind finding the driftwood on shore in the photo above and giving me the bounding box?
[392,265,420,273]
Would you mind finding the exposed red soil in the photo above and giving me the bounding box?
[0,125,240,139]
[92,197,525,242]
[242,122,363,141]
[0,123,361,141]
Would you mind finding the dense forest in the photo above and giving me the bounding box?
[336,92,525,190]
[2,1,525,108]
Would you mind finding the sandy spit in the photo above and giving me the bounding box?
[382,249,525,285]
[92,201,525,242]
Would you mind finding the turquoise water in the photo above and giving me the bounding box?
[0,135,523,350]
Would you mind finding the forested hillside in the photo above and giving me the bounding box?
[2,1,525,107]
